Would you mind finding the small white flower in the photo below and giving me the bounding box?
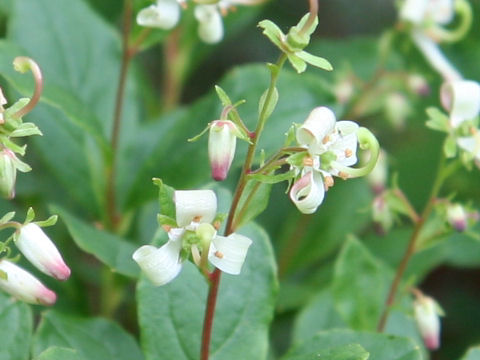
[208,120,238,181]
[0,260,56,306]
[194,5,224,44]
[296,107,336,154]
[137,0,181,30]
[414,295,442,350]
[16,223,71,281]
[440,80,480,128]
[208,233,252,275]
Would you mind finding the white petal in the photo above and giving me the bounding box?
[174,190,217,227]
[457,136,480,160]
[441,80,480,128]
[195,5,224,44]
[132,239,183,286]
[399,0,429,24]
[16,223,71,281]
[0,87,6,106]
[296,107,336,153]
[0,260,56,305]
[426,0,454,25]
[208,233,252,274]
[289,171,325,214]
[330,121,359,167]
[136,0,180,30]
[412,31,461,82]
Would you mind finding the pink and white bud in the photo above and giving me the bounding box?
[195,5,224,44]
[174,190,217,227]
[414,295,442,350]
[208,120,237,181]
[0,148,17,200]
[136,0,181,30]
[0,260,56,306]
[447,203,468,232]
[408,74,430,96]
[16,223,71,281]
[441,80,480,128]
[208,233,252,275]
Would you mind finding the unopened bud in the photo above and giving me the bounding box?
[366,149,387,194]
[446,203,468,232]
[408,74,430,96]
[208,120,237,181]
[372,193,393,234]
[0,149,17,199]
[385,93,410,130]
[414,295,442,350]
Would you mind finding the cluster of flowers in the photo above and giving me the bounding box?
[133,189,251,285]
[137,0,263,44]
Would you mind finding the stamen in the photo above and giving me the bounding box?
[213,220,221,230]
[303,157,314,167]
[193,215,202,223]
[345,149,353,158]
[214,251,224,259]
[338,171,349,180]
[324,176,334,190]
[322,135,330,144]
[162,225,172,232]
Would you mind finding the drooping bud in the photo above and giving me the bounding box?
[440,80,480,128]
[0,260,56,305]
[366,149,388,194]
[137,0,181,30]
[414,294,442,350]
[195,5,224,44]
[15,223,71,281]
[0,148,18,199]
[408,74,430,96]
[208,120,238,181]
[446,203,468,232]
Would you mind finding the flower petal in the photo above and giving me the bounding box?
[133,238,183,286]
[440,80,480,128]
[425,0,455,25]
[136,0,181,30]
[296,107,336,153]
[208,233,252,274]
[331,121,359,167]
[195,5,224,44]
[400,0,429,24]
[289,171,325,214]
[174,190,217,227]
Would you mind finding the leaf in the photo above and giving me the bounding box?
[282,343,369,360]
[137,222,278,360]
[284,330,421,360]
[287,54,307,73]
[51,205,139,278]
[32,311,144,360]
[425,107,449,132]
[0,292,33,360]
[460,346,480,360]
[34,347,85,360]
[332,237,391,331]
[258,86,279,121]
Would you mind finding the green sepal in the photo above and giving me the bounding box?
[443,135,457,158]
[215,85,232,107]
[296,51,333,71]
[9,122,43,137]
[3,98,28,131]
[258,19,285,50]
[157,214,177,228]
[34,214,58,228]
[258,86,279,121]
[284,125,297,146]
[153,178,176,219]
[287,53,307,73]
[248,169,296,184]
[11,153,31,173]
[24,207,35,224]
[0,269,7,280]
[286,14,318,51]
[287,151,308,167]
[182,231,199,247]
[0,212,15,225]
[1,137,26,156]
[426,107,449,133]
[187,123,210,142]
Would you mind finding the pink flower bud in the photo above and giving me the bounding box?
[208,120,237,181]
[0,260,56,306]
[414,295,442,350]
[16,223,71,281]
[446,203,468,232]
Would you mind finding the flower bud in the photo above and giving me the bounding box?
[195,5,224,44]
[136,0,181,30]
[440,80,480,128]
[446,203,468,232]
[414,295,442,350]
[408,74,430,96]
[384,93,410,130]
[366,149,387,194]
[0,148,17,199]
[372,193,394,234]
[0,260,56,306]
[16,223,71,281]
[208,120,237,181]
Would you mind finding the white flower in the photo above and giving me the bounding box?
[400,0,454,27]
[137,0,181,30]
[16,223,71,281]
[0,260,56,306]
[289,171,325,214]
[133,189,252,285]
[208,120,238,181]
[414,295,442,350]
[195,5,224,44]
[440,80,480,128]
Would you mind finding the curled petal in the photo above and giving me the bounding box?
[137,0,181,30]
[0,260,56,306]
[296,107,336,152]
[195,5,224,44]
[440,80,480,128]
[425,0,455,25]
[174,190,217,227]
[208,233,252,274]
[289,171,325,214]
[16,223,71,281]
[208,120,237,181]
[133,238,183,286]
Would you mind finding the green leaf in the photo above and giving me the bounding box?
[51,205,139,278]
[258,86,279,121]
[32,311,144,360]
[34,347,85,360]
[443,135,457,158]
[214,85,233,107]
[282,343,369,360]
[9,122,43,137]
[137,222,277,360]
[153,179,176,219]
[460,346,480,360]
[332,237,391,331]
[284,330,421,360]
[0,292,33,360]
[296,51,333,71]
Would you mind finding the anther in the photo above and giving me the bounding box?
[322,135,330,144]
[214,251,224,259]
[345,149,353,158]
[338,171,349,180]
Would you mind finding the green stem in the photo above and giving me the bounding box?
[377,154,450,332]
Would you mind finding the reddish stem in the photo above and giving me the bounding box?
[200,269,222,360]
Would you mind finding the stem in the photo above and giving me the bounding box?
[106,0,133,229]
[12,57,43,119]
[377,154,448,332]
[200,54,287,360]
[299,0,319,36]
